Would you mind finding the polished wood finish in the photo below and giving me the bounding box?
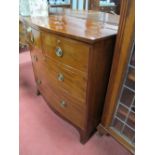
[86,37,116,134]
[41,31,90,72]
[22,11,119,44]
[28,27,42,50]
[19,20,29,51]
[48,9,119,26]
[40,80,86,129]
[22,10,119,143]
[43,58,87,103]
[97,0,135,153]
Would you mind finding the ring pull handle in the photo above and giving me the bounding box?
[27,27,32,33]
[27,27,34,43]
[60,100,67,108]
[55,47,63,57]
[57,73,64,81]
[30,34,34,43]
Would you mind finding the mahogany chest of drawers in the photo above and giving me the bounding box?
[21,11,119,143]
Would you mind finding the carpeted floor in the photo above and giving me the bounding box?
[19,51,132,155]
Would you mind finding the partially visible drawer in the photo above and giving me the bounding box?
[41,31,90,72]
[40,82,86,129]
[30,51,45,85]
[26,26,42,52]
[44,57,87,103]
[19,21,27,46]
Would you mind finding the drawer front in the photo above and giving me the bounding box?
[41,31,90,72]
[40,80,86,129]
[44,57,87,103]
[28,28,44,86]
[26,26,42,51]
[19,21,28,46]
[30,51,45,85]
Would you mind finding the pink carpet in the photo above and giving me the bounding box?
[19,51,132,155]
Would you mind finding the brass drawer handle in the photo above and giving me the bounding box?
[55,47,63,57]
[27,27,32,32]
[57,73,64,81]
[26,27,34,43]
[30,34,34,43]
[37,79,42,85]
[60,100,67,108]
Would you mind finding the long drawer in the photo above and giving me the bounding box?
[39,78,86,129]
[41,31,90,72]
[43,57,87,103]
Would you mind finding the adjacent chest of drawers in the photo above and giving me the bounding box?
[22,12,119,143]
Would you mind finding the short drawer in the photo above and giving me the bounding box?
[44,57,87,103]
[40,82,86,129]
[41,31,90,72]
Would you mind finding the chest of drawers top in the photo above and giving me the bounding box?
[21,10,119,44]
